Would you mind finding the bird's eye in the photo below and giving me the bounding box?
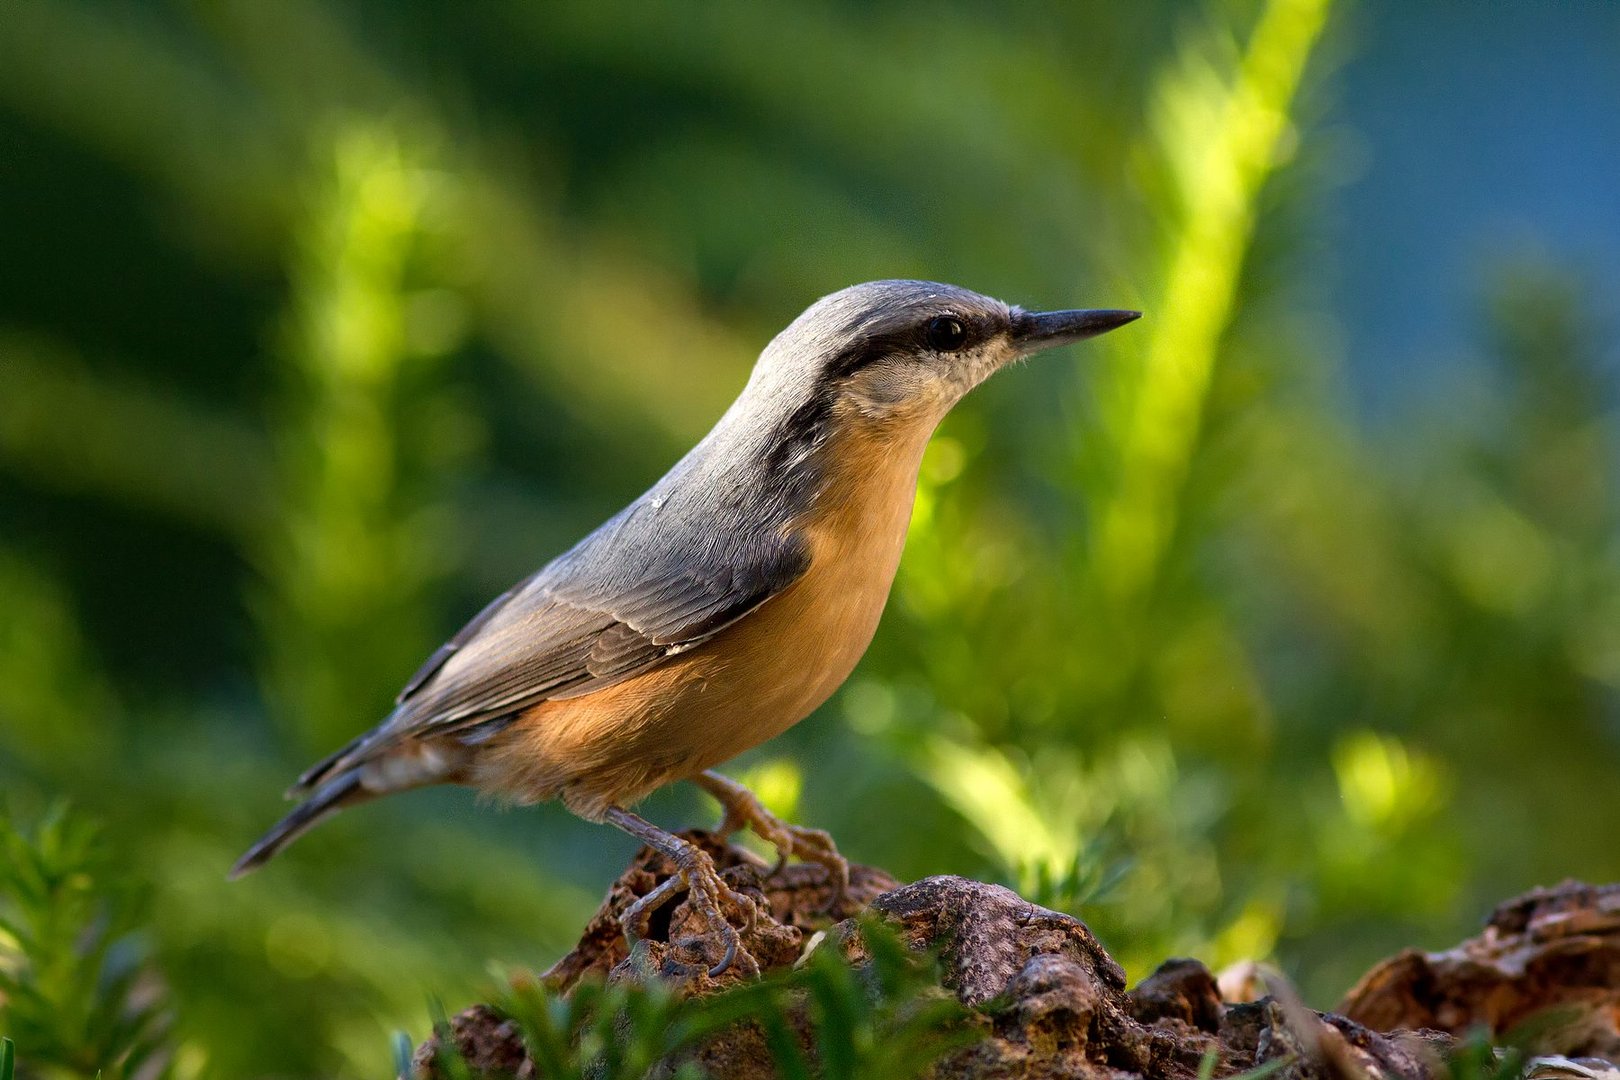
[924,315,968,352]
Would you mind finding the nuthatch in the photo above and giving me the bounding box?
[235,280,1139,974]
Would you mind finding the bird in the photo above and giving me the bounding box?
[234,279,1139,975]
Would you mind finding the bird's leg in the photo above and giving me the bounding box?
[693,770,850,903]
[603,806,758,978]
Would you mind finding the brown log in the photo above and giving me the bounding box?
[414,835,1620,1079]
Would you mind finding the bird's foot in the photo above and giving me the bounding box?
[621,838,759,978]
[700,771,850,908]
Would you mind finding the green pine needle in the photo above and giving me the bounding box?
[431,917,979,1080]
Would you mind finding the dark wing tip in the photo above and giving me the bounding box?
[227,848,266,881]
[231,771,367,880]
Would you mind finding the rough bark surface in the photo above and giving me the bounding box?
[413,836,1620,1079]
[1341,881,1620,1058]
[537,830,900,995]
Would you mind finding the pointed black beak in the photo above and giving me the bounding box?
[1011,308,1141,356]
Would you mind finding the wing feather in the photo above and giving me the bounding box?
[295,511,809,789]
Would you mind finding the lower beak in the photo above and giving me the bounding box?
[1012,308,1141,356]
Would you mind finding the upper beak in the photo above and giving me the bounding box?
[1011,308,1141,356]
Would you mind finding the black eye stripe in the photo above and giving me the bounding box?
[824,330,915,380]
[824,312,991,379]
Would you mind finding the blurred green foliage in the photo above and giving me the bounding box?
[461,918,973,1080]
[1,0,1617,1077]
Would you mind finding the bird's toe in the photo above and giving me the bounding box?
[623,848,761,980]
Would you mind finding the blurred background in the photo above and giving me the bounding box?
[3,0,1619,1076]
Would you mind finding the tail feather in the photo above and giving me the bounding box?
[231,770,369,879]
[290,731,371,795]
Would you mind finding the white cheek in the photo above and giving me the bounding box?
[944,344,1014,398]
[844,344,1015,420]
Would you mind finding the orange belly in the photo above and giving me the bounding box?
[471,422,929,818]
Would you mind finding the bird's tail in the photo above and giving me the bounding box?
[229,770,371,879]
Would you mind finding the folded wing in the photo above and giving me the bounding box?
[293,506,809,791]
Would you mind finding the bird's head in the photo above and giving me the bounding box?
[753,280,1140,435]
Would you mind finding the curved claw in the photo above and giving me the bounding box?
[711,869,760,935]
[773,823,849,912]
[621,874,681,945]
[695,772,849,903]
[617,850,757,978]
[707,925,740,977]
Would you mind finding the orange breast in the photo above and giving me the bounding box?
[472,421,932,818]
